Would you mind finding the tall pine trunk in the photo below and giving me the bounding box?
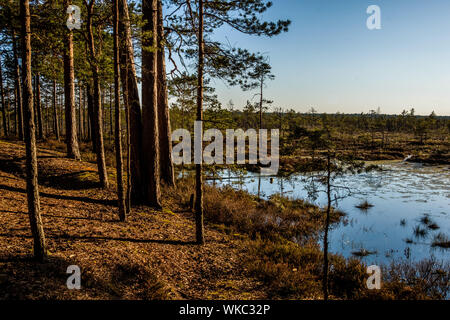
[35,73,43,139]
[195,0,205,244]
[0,56,8,136]
[21,0,47,261]
[156,0,175,186]
[109,85,113,143]
[114,0,126,221]
[124,65,131,213]
[12,29,24,140]
[14,86,17,134]
[142,0,161,208]
[78,84,83,141]
[63,0,81,160]
[259,76,263,130]
[86,0,108,188]
[52,79,60,140]
[323,152,331,301]
[87,83,96,151]
[119,0,144,202]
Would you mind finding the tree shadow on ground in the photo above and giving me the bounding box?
[0,156,101,190]
[0,157,24,177]
[52,234,198,246]
[0,254,90,299]
[0,184,115,206]
[0,233,197,246]
[38,171,101,190]
[0,209,116,223]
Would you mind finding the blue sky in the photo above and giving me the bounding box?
[209,0,450,115]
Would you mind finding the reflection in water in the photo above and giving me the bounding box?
[213,162,450,265]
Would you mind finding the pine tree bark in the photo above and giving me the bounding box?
[156,0,175,186]
[114,0,126,221]
[78,84,83,141]
[323,152,331,301]
[12,29,24,140]
[86,0,108,188]
[63,0,81,160]
[87,83,96,151]
[52,79,60,140]
[142,0,161,208]
[21,0,47,261]
[124,69,131,213]
[35,73,43,139]
[195,0,205,244]
[0,56,8,136]
[259,76,263,130]
[5,96,11,135]
[14,86,18,134]
[109,85,113,143]
[119,0,144,202]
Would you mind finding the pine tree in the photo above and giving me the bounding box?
[195,0,205,244]
[157,0,175,186]
[142,0,162,208]
[0,55,8,136]
[85,0,108,188]
[114,0,126,221]
[63,0,81,160]
[20,0,47,261]
[119,0,144,203]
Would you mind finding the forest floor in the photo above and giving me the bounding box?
[1,139,448,300]
[0,139,268,300]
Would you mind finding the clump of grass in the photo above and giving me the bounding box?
[381,259,450,300]
[413,225,428,238]
[355,200,374,210]
[420,215,431,226]
[246,239,323,298]
[400,219,407,227]
[419,214,439,230]
[404,238,414,244]
[247,239,368,299]
[431,233,450,249]
[200,182,342,243]
[427,222,440,230]
[351,248,377,257]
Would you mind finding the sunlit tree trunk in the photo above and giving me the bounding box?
[119,0,144,202]
[156,0,175,186]
[114,0,126,221]
[78,84,83,141]
[14,86,18,134]
[0,56,7,136]
[259,76,263,130]
[21,0,47,261]
[109,85,113,143]
[195,0,205,244]
[142,0,161,208]
[52,79,60,140]
[35,73,43,139]
[12,29,24,140]
[63,0,81,160]
[323,152,331,301]
[87,83,96,151]
[86,0,108,188]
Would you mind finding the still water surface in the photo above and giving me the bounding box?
[212,161,450,265]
